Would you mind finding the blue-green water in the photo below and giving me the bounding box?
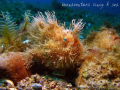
[0,0,120,38]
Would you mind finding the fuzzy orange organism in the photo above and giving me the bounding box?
[0,52,30,83]
[28,11,85,71]
[83,27,120,51]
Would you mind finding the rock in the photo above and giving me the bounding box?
[31,83,42,90]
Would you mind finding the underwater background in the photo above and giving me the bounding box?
[0,0,120,90]
[0,0,120,38]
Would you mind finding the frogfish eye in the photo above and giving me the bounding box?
[63,38,67,42]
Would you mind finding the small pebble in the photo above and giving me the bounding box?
[48,77,53,82]
[0,74,77,89]
[31,83,42,90]
[66,83,72,88]
[20,84,25,88]
[25,77,30,81]
[50,81,56,89]
[9,88,17,90]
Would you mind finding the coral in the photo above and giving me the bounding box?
[28,11,85,71]
[0,11,28,53]
[19,10,31,35]
[0,52,30,83]
[19,10,32,44]
[83,27,120,51]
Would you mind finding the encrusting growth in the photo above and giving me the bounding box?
[83,27,120,50]
[76,27,120,89]
[28,11,85,71]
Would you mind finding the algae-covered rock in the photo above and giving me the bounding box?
[0,52,31,83]
[76,46,120,89]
